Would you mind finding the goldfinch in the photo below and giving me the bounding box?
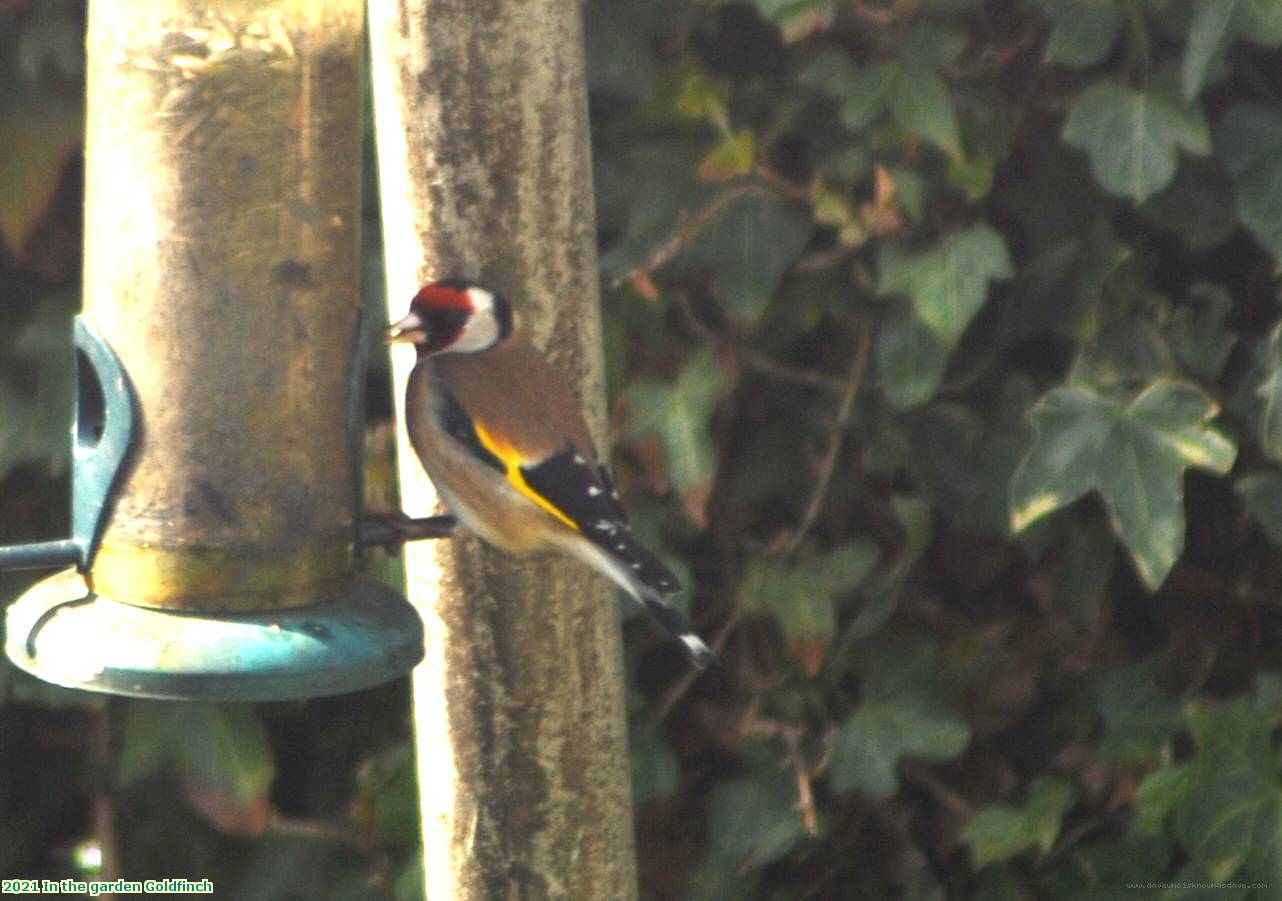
[388,279,713,668]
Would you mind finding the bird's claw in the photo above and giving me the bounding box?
[360,512,459,553]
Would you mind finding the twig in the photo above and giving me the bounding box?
[674,292,846,394]
[753,163,813,203]
[742,718,821,836]
[849,0,916,25]
[613,184,770,289]
[899,761,974,820]
[795,246,855,273]
[93,707,119,886]
[775,318,873,557]
[267,810,364,846]
[783,729,820,836]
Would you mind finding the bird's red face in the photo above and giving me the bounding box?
[387,279,512,356]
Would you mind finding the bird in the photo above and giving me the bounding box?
[387,278,714,669]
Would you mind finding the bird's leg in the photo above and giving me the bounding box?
[360,511,459,552]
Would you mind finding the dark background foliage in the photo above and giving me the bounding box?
[4,0,1282,897]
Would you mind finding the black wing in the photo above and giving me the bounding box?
[520,448,680,595]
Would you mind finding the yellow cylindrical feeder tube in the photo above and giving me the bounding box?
[82,1,365,611]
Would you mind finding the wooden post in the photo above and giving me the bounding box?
[368,2,639,898]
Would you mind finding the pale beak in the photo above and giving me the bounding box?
[386,310,426,344]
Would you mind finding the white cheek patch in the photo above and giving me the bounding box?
[448,287,501,353]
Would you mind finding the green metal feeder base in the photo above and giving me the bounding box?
[5,568,424,701]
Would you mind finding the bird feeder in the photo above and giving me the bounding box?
[0,0,438,701]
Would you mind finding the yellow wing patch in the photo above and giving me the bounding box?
[472,421,581,532]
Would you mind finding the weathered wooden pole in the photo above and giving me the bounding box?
[368,2,638,898]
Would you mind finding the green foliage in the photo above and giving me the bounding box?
[964,777,1077,867]
[738,541,878,654]
[7,0,1282,897]
[1215,104,1282,262]
[0,0,81,256]
[707,772,811,868]
[587,0,1282,896]
[1063,82,1210,203]
[623,347,727,495]
[1011,381,1236,588]
[830,633,971,799]
[1137,687,1282,887]
[119,703,276,833]
[877,224,1013,407]
[0,292,76,480]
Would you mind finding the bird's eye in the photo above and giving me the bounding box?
[431,307,470,334]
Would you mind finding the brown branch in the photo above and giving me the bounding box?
[93,707,120,885]
[742,718,821,836]
[795,246,856,273]
[849,0,916,25]
[267,810,364,846]
[899,761,974,820]
[775,318,873,557]
[753,163,813,203]
[674,291,846,393]
[612,184,770,289]
[783,729,820,836]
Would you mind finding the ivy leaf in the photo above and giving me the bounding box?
[1215,104,1282,262]
[835,66,894,132]
[679,193,813,320]
[964,778,1077,867]
[1235,0,1282,46]
[0,84,82,256]
[904,399,1029,535]
[698,129,756,181]
[1063,83,1211,203]
[876,303,951,410]
[879,223,1013,345]
[0,294,76,480]
[830,633,971,799]
[1091,654,1186,762]
[1183,0,1237,100]
[596,140,713,279]
[1237,472,1282,545]
[1165,284,1236,379]
[1139,158,1239,253]
[1034,0,1122,67]
[1010,381,1237,589]
[1052,517,1116,628]
[630,726,679,807]
[625,349,727,493]
[119,702,275,835]
[739,542,879,669]
[1174,699,1282,882]
[748,0,835,43]
[1005,224,1131,341]
[676,69,731,127]
[707,773,810,867]
[845,494,933,641]
[583,0,657,101]
[1066,832,1173,897]
[15,0,84,80]
[1136,763,1193,834]
[798,31,962,155]
[1256,323,1282,461]
[359,746,419,850]
[887,66,962,157]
